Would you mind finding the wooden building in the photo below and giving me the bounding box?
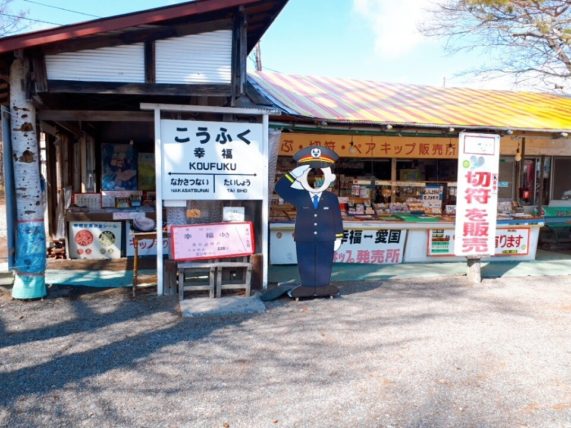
[0,0,287,298]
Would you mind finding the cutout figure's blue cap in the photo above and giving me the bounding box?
[293,146,339,168]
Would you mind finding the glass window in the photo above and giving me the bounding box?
[552,157,571,200]
[498,157,515,200]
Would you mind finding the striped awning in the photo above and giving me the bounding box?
[249,71,571,132]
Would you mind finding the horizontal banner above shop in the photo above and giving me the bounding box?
[278,132,548,159]
[279,133,459,159]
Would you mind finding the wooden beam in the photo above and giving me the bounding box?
[31,51,48,93]
[239,8,247,97]
[230,7,247,105]
[46,80,232,97]
[144,41,155,84]
[38,110,153,122]
[39,121,58,136]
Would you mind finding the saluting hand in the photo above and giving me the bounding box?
[289,164,311,179]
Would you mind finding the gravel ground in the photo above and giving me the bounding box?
[1,275,571,427]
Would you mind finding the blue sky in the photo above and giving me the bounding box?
[5,0,512,89]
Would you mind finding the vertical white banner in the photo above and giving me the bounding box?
[454,133,500,256]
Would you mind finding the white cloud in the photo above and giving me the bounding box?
[353,0,433,58]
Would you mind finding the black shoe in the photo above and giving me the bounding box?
[314,284,339,297]
[288,285,316,299]
[261,281,299,302]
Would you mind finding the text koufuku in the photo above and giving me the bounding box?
[188,162,237,171]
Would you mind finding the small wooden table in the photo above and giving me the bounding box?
[132,231,158,296]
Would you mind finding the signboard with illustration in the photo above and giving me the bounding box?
[169,222,254,261]
[69,221,122,259]
[160,120,265,200]
[454,133,500,256]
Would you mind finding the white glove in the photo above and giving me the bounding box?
[289,165,310,179]
[334,238,342,252]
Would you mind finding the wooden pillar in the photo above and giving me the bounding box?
[10,55,47,299]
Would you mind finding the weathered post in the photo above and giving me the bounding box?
[10,54,46,299]
[466,257,481,283]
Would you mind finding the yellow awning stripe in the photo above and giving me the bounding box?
[250,71,571,131]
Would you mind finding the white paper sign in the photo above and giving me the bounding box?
[454,133,500,256]
[223,206,245,222]
[161,120,265,200]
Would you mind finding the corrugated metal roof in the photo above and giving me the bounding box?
[249,71,571,132]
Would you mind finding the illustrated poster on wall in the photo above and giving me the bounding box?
[138,153,155,191]
[69,221,122,259]
[101,144,138,191]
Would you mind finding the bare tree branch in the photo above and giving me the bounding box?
[0,0,29,36]
[421,0,571,91]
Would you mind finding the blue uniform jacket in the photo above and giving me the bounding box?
[275,173,344,243]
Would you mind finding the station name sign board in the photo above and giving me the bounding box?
[161,120,265,200]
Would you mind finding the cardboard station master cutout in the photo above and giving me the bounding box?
[275,146,343,298]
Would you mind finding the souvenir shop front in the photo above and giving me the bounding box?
[247,72,571,268]
[269,131,559,265]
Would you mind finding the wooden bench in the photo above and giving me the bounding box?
[177,262,217,300]
[215,259,252,298]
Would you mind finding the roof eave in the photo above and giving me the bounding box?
[0,0,280,54]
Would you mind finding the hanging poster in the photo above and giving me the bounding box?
[160,120,265,200]
[422,185,443,215]
[101,144,138,191]
[68,221,122,259]
[454,133,500,256]
[138,153,155,191]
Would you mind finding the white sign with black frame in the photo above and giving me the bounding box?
[160,120,265,200]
